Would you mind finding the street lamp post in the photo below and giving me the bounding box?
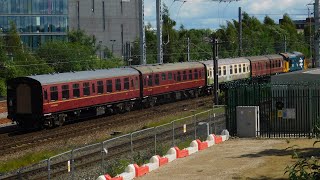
[212,38,219,105]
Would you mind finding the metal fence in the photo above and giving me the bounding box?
[224,83,320,137]
[0,106,226,180]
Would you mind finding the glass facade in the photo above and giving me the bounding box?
[0,0,68,49]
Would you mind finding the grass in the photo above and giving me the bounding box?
[0,148,68,174]
[145,106,225,128]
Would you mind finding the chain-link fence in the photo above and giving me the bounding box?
[0,106,226,180]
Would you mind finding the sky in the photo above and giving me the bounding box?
[144,0,313,30]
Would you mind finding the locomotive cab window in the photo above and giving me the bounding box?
[73,84,80,98]
[107,80,112,93]
[116,79,121,91]
[97,81,103,94]
[83,82,90,96]
[50,86,58,101]
[124,78,129,90]
[62,85,69,100]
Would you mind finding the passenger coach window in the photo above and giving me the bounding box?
[189,70,192,80]
[168,73,172,80]
[124,78,129,90]
[116,79,121,91]
[155,74,160,85]
[97,81,103,94]
[162,73,166,80]
[218,67,221,76]
[50,86,58,101]
[223,66,226,75]
[235,65,238,74]
[177,72,181,81]
[194,69,198,79]
[92,83,95,93]
[148,75,153,86]
[73,84,80,98]
[183,71,187,80]
[44,90,48,100]
[83,82,90,96]
[243,64,246,72]
[62,85,69,100]
[239,64,242,73]
[107,80,112,92]
[230,65,233,74]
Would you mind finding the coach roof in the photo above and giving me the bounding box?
[202,57,250,66]
[132,62,204,74]
[28,67,139,85]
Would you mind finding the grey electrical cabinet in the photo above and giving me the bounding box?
[236,106,260,137]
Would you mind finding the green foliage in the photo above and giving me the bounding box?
[106,159,130,177]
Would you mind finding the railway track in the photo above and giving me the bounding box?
[0,96,213,156]
[1,112,225,180]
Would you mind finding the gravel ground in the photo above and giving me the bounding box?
[138,138,319,180]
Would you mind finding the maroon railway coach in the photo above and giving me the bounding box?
[247,56,271,77]
[265,54,284,75]
[7,68,140,128]
[132,62,206,107]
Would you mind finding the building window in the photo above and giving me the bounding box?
[83,82,90,96]
[50,86,58,101]
[97,81,103,94]
[107,80,112,92]
[73,84,80,98]
[124,78,129,90]
[116,79,121,91]
[62,85,69,100]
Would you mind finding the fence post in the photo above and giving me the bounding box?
[71,149,74,180]
[154,127,157,155]
[172,121,175,147]
[194,115,197,139]
[101,142,104,174]
[130,133,133,159]
[48,158,51,180]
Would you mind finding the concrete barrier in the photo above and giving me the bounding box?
[206,134,215,147]
[157,155,169,166]
[133,164,149,177]
[96,174,123,180]
[213,134,223,144]
[145,156,159,172]
[196,139,208,151]
[118,164,135,180]
[174,147,189,158]
[186,140,198,155]
[221,129,230,141]
[164,147,177,162]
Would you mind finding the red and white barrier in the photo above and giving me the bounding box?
[118,164,135,180]
[145,156,159,172]
[206,134,215,147]
[186,140,198,155]
[164,147,177,162]
[97,130,231,180]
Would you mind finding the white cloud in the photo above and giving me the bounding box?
[144,0,311,29]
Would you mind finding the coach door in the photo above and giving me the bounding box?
[16,84,32,114]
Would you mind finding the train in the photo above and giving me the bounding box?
[7,52,306,129]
